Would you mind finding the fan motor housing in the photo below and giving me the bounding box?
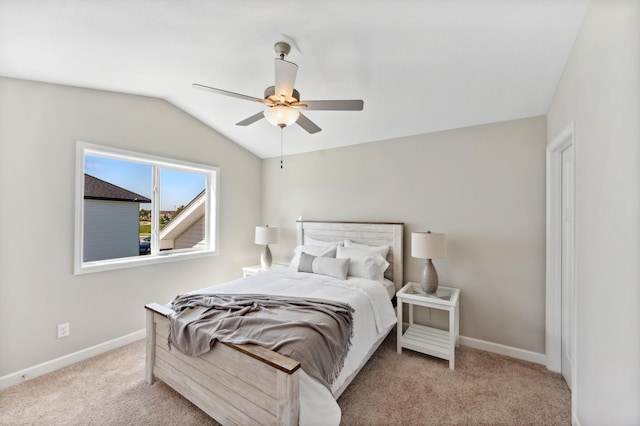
[264,85,300,104]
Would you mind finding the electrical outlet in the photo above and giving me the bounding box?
[57,323,70,338]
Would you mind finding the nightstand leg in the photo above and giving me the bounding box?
[397,300,403,354]
[455,303,460,347]
[449,307,455,370]
[408,304,414,326]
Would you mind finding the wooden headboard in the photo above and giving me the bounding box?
[296,220,404,291]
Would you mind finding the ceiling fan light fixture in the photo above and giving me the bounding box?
[264,105,300,127]
[193,41,363,136]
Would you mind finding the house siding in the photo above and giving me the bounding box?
[83,200,139,261]
[174,216,205,249]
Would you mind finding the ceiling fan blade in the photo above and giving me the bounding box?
[274,58,298,99]
[295,112,321,134]
[192,83,270,105]
[296,100,364,111]
[236,111,265,126]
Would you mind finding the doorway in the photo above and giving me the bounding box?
[546,122,576,392]
[560,144,574,387]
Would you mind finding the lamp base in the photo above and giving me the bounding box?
[260,245,273,269]
[421,258,439,294]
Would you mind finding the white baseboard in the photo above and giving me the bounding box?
[572,413,581,426]
[0,329,145,391]
[1,329,548,391]
[459,335,547,365]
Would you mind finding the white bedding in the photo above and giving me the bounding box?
[191,267,397,425]
[381,278,396,299]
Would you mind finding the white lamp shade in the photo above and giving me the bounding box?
[255,226,279,245]
[411,231,447,259]
[264,105,300,127]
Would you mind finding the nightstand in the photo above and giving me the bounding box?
[242,263,287,277]
[396,282,460,369]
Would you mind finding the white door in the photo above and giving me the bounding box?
[561,144,575,388]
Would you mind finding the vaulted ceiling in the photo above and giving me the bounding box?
[0,0,589,158]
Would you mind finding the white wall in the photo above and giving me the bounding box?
[262,116,547,354]
[547,0,640,423]
[0,77,262,378]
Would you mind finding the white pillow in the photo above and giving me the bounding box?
[298,252,350,280]
[344,240,392,280]
[344,240,389,259]
[305,237,344,247]
[336,246,390,282]
[289,245,337,269]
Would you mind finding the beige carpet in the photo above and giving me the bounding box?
[0,331,570,425]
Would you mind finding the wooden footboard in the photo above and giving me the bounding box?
[145,303,301,425]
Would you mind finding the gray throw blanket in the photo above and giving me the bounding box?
[168,293,354,390]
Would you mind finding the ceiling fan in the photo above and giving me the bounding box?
[193,41,364,134]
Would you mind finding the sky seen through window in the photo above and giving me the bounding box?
[85,155,206,211]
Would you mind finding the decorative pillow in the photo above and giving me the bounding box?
[336,246,390,282]
[289,245,337,269]
[298,252,350,280]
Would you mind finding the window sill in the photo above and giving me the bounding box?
[74,249,219,275]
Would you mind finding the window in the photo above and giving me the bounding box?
[75,142,219,274]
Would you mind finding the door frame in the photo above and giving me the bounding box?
[546,122,576,378]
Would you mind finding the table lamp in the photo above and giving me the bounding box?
[411,230,447,294]
[255,225,279,269]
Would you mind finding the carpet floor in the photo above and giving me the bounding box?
[0,331,570,425]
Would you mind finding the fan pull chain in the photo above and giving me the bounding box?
[280,126,284,169]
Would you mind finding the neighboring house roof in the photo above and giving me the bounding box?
[84,174,151,203]
[160,190,205,245]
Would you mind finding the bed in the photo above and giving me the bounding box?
[145,220,404,425]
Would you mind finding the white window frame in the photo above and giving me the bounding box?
[74,141,220,275]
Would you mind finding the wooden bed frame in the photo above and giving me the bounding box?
[145,220,403,425]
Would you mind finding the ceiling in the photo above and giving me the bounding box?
[0,0,589,159]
